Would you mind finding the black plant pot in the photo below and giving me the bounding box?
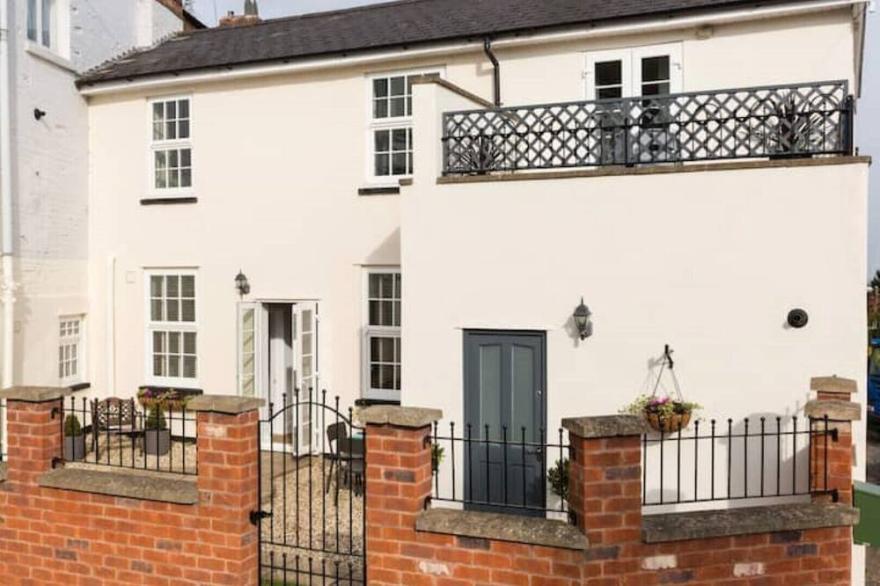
[144,429,171,456]
[63,434,86,461]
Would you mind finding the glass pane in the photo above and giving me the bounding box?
[181,299,195,322]
[393,301,401,327]
[374,154,389,176]
[391,153,407,175]
[168,331,180,353]
[58,347,63,377]
[373,78,388,98]
[27,0,37,41]
[392,128,408,151]
[373,99,388,119]
[178,99,189,119]
[153,355,164,376]
[151,299,163,322]
[184,332,196,354]
[154,170,167,189]
[169,149,179,168]
[153,331,165,352]
[168,170,179,188]
[180,149,191,167]
[178,120,190,139]
[181,275,195,297]
[166,299,179,321]
[642,82,670,97]
[374,130,389,152]
[390,97,406,118]
[478,344,502,440]
[511,345,535,439]
[152,122,164,141]
[390,76,406,96]
[154,151,167,170]
[152,102,164,122]
[166,276,179,297]
[378,273,395,298]
[166,100,177,119]
[369,300,395,326]
[180,168,192,187]
[642,56,670,83]
[168,355,180,377]
[370,336,394,362]
[41,0,51,48]
[151,277,163,298]
[183,356,196,378]
[166,120,176,140]
[595,60,622,87]
[597,87,623,100]
[372,365,394,389]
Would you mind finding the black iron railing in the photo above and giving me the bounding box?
[443,81,853,174]
[430,422,571,519]
[59,396,197,475]
[642,415,836,507]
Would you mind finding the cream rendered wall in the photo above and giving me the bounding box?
[84,7,860,407]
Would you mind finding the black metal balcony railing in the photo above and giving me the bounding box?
[442,81,853,175]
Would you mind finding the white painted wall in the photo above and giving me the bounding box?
[2,0,185,388]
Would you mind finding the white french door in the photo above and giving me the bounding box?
[292,302,319,454]
[585,43,682,100]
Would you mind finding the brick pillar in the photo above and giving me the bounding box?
[563,415,647,546]
[359,405,441,586]
[190,395,263,586]
[0,387,69,485]
[806,376,859,505]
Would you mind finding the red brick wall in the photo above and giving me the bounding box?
[366,420,854,586]
[0,398,259,585]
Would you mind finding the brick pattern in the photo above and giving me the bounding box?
[0,400,259,585]
[809,388,854,505]
[368,421,853,586]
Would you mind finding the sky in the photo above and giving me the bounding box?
[192,0,880,280]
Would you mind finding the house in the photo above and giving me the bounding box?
[0,0,201,391]
[74,0,868,579]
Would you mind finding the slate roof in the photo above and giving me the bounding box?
[78,0,815,87]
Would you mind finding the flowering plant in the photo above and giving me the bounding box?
[620,394,701,418]
[137,387,190,410]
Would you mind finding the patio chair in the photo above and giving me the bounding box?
[324,422,365,504]
[92,397,140,461]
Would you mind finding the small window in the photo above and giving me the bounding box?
[369,72,432,182]
[640,56,671,96]
[59,316,84,385]
[364,270,401,398]
[586,44,681,100]
[27,0,56,49]
[146,271,197,385]
[595,60,624,100]
[150,97,193,195]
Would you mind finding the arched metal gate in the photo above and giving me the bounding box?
[254,390,366,584]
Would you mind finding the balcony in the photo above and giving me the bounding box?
[442,81,853,176]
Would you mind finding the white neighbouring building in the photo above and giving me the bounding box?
[0,0,201,390]
[71,0,871,579]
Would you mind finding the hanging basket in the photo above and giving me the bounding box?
[644,408,692,433]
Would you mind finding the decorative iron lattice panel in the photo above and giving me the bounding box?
[442,81,853,175]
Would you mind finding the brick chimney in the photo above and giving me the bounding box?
[219,0,261,26]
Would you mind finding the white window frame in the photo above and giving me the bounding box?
[26,0,70,58]
[58,315,85,386]
[147,95,193,198]
[144,269,199,387]
[585,43,683,100]
[362,267,402,401]
[365,68,443,186]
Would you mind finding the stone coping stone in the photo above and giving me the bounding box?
[810,376,857,395]
[188,395,264,415]
[38,466,198,505]
[804,399,861,422]
[562,415,650,439]
[0,386,71,402]
[358,405,442,429]
[416,508,588,551]
[642,503,859,544]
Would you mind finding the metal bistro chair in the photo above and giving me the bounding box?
[325,422,365,505]
[92,397,140,461]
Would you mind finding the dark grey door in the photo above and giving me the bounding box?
[463,330,546,516]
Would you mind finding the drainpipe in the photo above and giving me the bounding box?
[0,0,15,389]
[483,37,501,108]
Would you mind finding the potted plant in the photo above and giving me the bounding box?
[548,458,569,501]
[144,404,171,456]
[63,414,86,461]
[621,394,701,433]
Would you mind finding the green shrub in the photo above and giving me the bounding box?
[431,444,445,473]
[63,414,82,437]
[145,404,167,431]
[548,458,569,500]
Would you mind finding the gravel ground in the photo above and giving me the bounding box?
[867,423,879,586]
[70,434,197,475]
[261,455,364,585]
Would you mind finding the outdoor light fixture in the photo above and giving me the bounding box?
[573,297,592,340]
[235,270,250,296]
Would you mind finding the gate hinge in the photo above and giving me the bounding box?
[249,510,272,525]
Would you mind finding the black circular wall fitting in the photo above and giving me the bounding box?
[787,308,809,329]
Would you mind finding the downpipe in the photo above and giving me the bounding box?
[0,0,14,389]
[483,37,501,108]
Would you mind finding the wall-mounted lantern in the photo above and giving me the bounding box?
[573,297,592,340]
[235,270,250,296]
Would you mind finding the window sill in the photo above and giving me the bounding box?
[25,42,75,73]
[67,382,90,393]
[140,197,198,206]
[358,186,400,196]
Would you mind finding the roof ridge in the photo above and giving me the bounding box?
[183,0,435,36]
